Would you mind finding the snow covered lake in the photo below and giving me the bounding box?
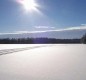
[0,44,86,80]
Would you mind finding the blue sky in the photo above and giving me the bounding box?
[0,0,86,33]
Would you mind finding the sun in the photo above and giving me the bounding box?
[18,0,38,12]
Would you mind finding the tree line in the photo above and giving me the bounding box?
[0,33,86,44]
[0,37,81,44]
[81,33,86,44]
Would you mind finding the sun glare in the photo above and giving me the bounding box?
[18,0,38,12]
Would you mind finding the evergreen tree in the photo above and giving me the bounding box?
[81,33,86,44]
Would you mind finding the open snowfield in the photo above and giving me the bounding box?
[0,44,86,80]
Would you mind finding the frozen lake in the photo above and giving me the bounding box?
[0,44,86,80]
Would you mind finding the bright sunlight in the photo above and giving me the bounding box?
[18,0,39,12]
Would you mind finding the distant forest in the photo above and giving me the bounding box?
[0,33,86,44]
[81,33,86,44]
[0,38,81,44]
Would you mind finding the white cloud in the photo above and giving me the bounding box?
[35,26,49,28]
[35,26,55,29]
[0,32,19,35]
[66,26,86,30]
[50,27,55,28]
[16,30,47,34]
[81,24,86,26]
[0,25,86,35]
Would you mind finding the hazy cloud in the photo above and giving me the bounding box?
[35,26,49,28]
[0,25,86,35]
[35,26,55,29]
[81,24,86,26]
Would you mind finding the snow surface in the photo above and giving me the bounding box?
[0,44,86,80]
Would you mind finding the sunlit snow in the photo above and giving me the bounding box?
[0,44,86,80]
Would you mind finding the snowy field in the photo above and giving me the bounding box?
[0,44,86,80]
